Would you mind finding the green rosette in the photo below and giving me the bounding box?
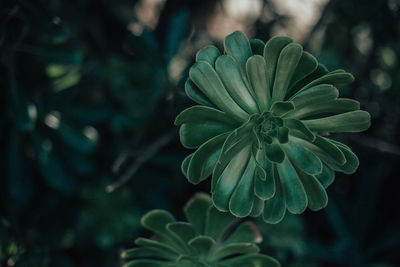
[121,193,279,267]
[176,31,371,223]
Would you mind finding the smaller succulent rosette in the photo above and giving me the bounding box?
[175,31,371,223]
[121,193,279,267]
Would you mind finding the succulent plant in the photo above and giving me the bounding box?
[121,193,279,267]
[175,31,371,223]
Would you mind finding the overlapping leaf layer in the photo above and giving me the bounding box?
[122,193,279,266]
[176,31,371,223]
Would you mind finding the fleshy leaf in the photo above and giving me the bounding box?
[224,31,252,84]
[289,84,338,107]
[283,118,315,142]
[296,168,328,211]
[292,98,360,119]
[141,210,175,235]
[264,36,293,90]
[282,140,322,175]
[271,43,303,102]
[263,175,286,224]
[246,55,271,111]
[215,55,259,114]
[184,193,212,235]
[188,236,215,257]
[219,254,280,267]
[196,45,221,66]
[167,222,196,244]
[229,156,256,217]
[213,145,252,211]
[225,221,262,244]
[265,142,285,163]
[181,153,193,178]
[122,247,178,261]
[179,122,232,149]
[189,61,249,121]
[270,101,294,116]
[204,206,236,242]
[184,79,215,107]
[250,39,265,55]
[315,164,335,188]
[276,158,307,214]
[295,71,355,96]
[175,105,239,126]
[302,110,371,132]
[186,133,228,184]
[289,51,318,89]
[210,243,259,262]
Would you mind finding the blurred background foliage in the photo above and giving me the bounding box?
[0,0,399,266]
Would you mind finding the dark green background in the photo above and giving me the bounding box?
[1,0,399,266]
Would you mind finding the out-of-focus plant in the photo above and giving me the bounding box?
[122,193,280,267]
[175,31,370,223]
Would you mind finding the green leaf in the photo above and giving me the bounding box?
[296,169,328,211]
[263,175,286,224]
[254,169,275,200]
[293,135,346,165]
[184,79,215,107]
[265,142,285,163]
[204,206,236,242]
[179,122,232,149]
[250,39,265,55]
[175,105,238,126]
[122,247,178,261]
[181,153,193,178]
[189,61,249,121]
[292,98,360,119]
[213,145,252,212]
[326,141,360,174]
[315,164,335,188]
[302,110,371,132]
[166,222,196,244]
[123,259,174,267]
[289,84,338,107]
[246,55,271,111]
[276,157,307,214]
[212,117,255,189]
[289,51,318,89]
[225,221,262,244]
[141,210,175,234]
[270,101,294,117]
[215,55,259,114]
[249,197,264,217]
[134,238,178,255]
[188,236,215,257]
[229,156,256,217]
[219,253,280,267]
[264,36,293,90]
[296,71,355,95]
[196,45,221,66]
[224,31,252,83]
[277,126,289,143]
[254,149,275,199]
[186,133,228,184]
[282,141,322,175]
[283,118,315,142]
[210,243,259,261]
[272,43,303,102]
[184,193,212,235]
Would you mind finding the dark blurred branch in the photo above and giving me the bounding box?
[106,129,176,193]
